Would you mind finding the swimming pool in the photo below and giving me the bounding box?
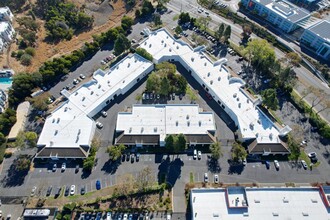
[0,77,12,84]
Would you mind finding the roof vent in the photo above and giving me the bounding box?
[257,119,261,124]
[247,99,249,103]
[256,133,259,137]
[149,44,152,48]
[302,212,309,216]
[78,129,81,135]
[269,133,273,140]
[283,197,289,203]
[82,96,85,101]
[54,130,58,135]
[76,136,79,143]
[176,46,179,49]
[64,107,68,112]
[254,199,260,203]
[218,77,221,81]
[98,84,101,89]
[176,121,178,126]
[75,92,78,96]
[238,103,241,108]
[91,91,94,95]
[186,114,189,119]
[207,72,210,77]
[191,57,194,62]
[128,63,130,67]
[123,80,125,83]
[154,127,157,132]
[173,41,175,45]
[57,118,60,123]
[199,121,201,126]
[169,48,172,52]
[311,199,318,203]
[52,118,55,123]
[135,59,137,63]
[204,62,207,66]
[164,43,167,47]
[141,127,144,133]
[243,212,249,217]
[233,93,237,98]
[210,80,213,85]
[250,123,254,130]
[129,127,132,133]
[272,212,279,217]
[236,97,239,101]
[144,41,147,45]
[166,36,168,39]
[161,40,164,43]
[187,121,190,126]
[213,213,219,217]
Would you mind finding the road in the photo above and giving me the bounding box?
[164,0,330,123]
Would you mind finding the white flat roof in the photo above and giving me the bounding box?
[116,104,215,141]
[69,54,153,115]
[0,22,10,32]
[191,188,330,220]
[140,28,283,143]
[37,54,153,149]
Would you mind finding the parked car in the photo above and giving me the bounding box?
[55,187,61,197]
[96,180,101,190]
[172,93,175,100]
[106,212,112,220]
[242,158,247,166]
[31,186,37,196]
[81,185,86,195]
[79,74,85,79]
[193,149,197,160]
[52,163,57,172]
[301,160,308,169]
[46,186,52,196]
[75,165,79,173]
[265,161,270,169]
[204,173,209,183]
[274,160,280,170]
[64,186,70,196]
[214,174,219,184]
[70,185,76,195]
[197,151,202,160]
[61,163,66,172]
[126,152,130,161]
[96,121,103,129]
[131,154,135,163]
[101,111,107,117]
[308,152,317,158]
[136,153,140,162]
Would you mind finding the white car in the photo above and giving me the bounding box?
[31,186,37,196]
[204,173,209,183]
[96,121,103,129]
[197,151,202,160]
[101,111,107,117]
[61,163,66,171]
[301,160,308,169]
[123,213,128,220]
[70,185,76,195]
[274,160,280,170]
[214,174,219,184]
[79,74,86,79]
[193,149,197,160]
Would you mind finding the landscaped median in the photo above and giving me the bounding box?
[26,178,172,218]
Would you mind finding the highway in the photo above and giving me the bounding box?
[163,0,330,122]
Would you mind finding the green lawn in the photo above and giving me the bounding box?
[173,15,179,21]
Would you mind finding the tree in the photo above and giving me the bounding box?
[141,0,154,16]
[215,23,225,40]
[107,144,126,161]
[242,24,252,40]
[27,93,49,111]
[210,141,223,160]
[231,142,247,162]
[197,16,211,31]
[261,89,279,110]
[15,155,31,171]
[175,26,182,35]
[153,13,162,26]
[135,48,153,61]
[135,166,153,192]
[284,52,301,67]
[165,134,174,151]
[114,34,131,56]
[25,131,38,148]
[146,72,161,92]
[174,133,187,153]
[243,39,276,72]
[288,137,300,162]
[277,66,296,92]
[121,15,134,32]
[25,47,36,57]
[175,75,188,94]
[178,12,191,25]
[20,54,33,66]
[160,77,170,96]
[223,25,231,40]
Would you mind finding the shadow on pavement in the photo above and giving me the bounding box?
[227,160,245,175]
[81,169,91,179]
[207,157,221,173]
[101,159,121,174]
[1,156,31,187]
[157,156,184,188]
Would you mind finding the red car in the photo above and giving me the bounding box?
[206,92,212,100]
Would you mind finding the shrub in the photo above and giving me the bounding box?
[16,50,24,59]
[20,54,33,66]
[25,47,36,57]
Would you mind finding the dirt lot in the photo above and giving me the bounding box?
[0,0,139,73]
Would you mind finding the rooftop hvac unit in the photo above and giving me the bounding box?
[129,127,132,133]
[82,97,85,101]
[218,77,221,81]
[169,48,172,52]
[233,93,237,98]
[176,121,178,126]
[191,57,194,62]
[107,80,110,84]
[57,118,60,123]
[199,121,202,126]
[173,41,175,45]
[90,91,94,95]
[149,44,152,48]
[238,103,241,108]
[64,107,68,112]
[128,63,130,67]
[208,72,210,77]
[204,62,207,66]
[176,46,179,49]
[52,118,55,123]
[54,130,58,135]
[187,121,190,126]
[210,80,213,85]
[186,114,189,119]
[154,127,157,132]
[161,40,164,43]
[141,127,144,133]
